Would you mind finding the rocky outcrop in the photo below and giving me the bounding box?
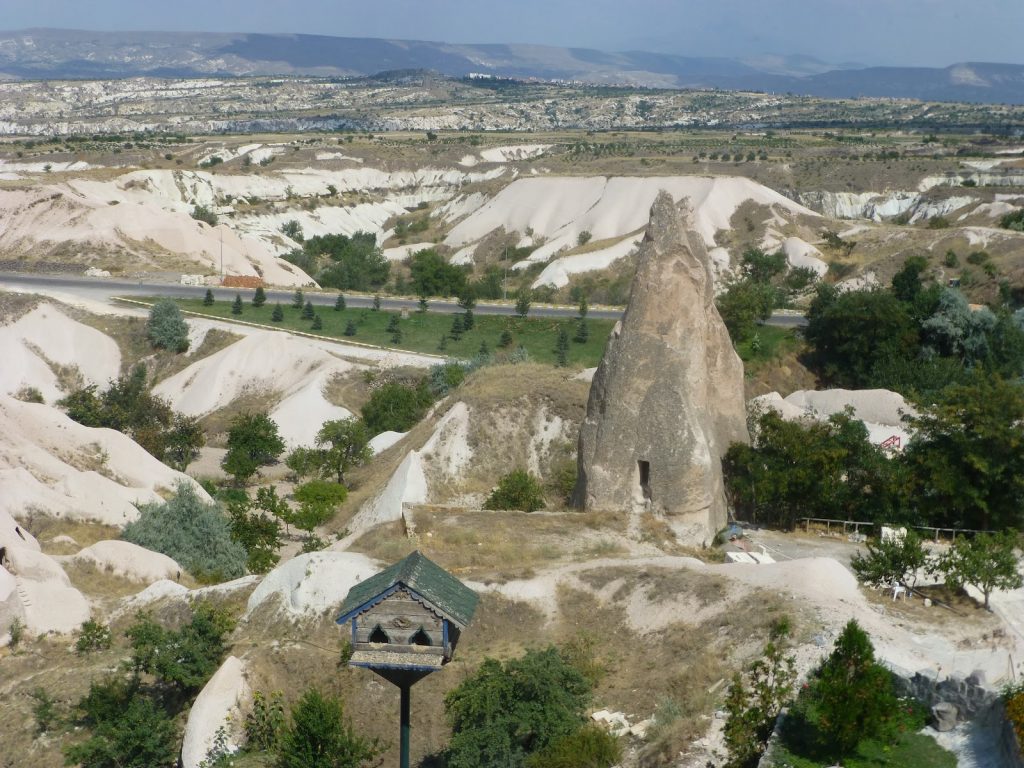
[573,192,748,543]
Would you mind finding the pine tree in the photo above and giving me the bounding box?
[555,326,570,367]
[478,340,490,356]
[343,320,357,336]
[232,294,243,315]
[334,293,346,311]
[292,289,304,309]
[573,319,589,344]
[499,328,514,347]
[372,294,381,311]
[271,303,284,322]
[418,294,429,313]
[311,314,323,331]
[391,328,403,344]
[253,286,267,308]
[450,314,465,340]
[578,295,589,320]
[302,300,315,320]
[438,335,449,351]
[386,314,400,332]
[203,288,215,306]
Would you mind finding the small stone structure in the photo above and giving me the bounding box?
[573,192,748,543]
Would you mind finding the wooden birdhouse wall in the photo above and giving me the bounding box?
[353,587,445,649]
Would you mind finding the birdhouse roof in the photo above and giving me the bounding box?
[336,550,478,628]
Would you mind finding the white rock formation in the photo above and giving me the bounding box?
[781,237,828,276]
[181,656,251,768]
[246,551,379,617]
[0,395,210,526]
[0,303,121,403]
[753,388,916,447]
[73,540,184,583]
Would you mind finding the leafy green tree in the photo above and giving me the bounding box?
[123,483,247,581]
[445,647,591,768]
[515,288,532,318]
[293,480,347,531]
[936,531,1022,610]
[334,293,346,311]
[271,303,284,322]
[203,289,215,306]
[360,381,434,434]
[740,247,787,283]
[315,418,371,485]
[232,294,243,315]
[253,286,267,307]
[716,280,775,343]
[162,414,205,470]
[280,220,304,242]
[804,286,919,387]
[256,485,296,536]
[903,373,1024,530]
[125,602,235,694]
[246,690,287,752]
[409,248,468,297]
[277,689,380,768]
[64,679,178,768]
[485,469,546,512]
[851,530,930,590]
[723,620,797,768]
[147,299,189,353]
[227,495,283,573]
[287,232,389,291]
[222,412,286,485]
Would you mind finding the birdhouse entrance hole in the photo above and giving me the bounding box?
[638,460,652,501]
[369,625,390,644]
[411,628,431,646]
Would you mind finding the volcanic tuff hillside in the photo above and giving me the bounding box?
[1,29,1024,103]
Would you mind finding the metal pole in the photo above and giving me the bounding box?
[400,683,411,768]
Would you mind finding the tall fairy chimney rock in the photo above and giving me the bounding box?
[573,192,748,543]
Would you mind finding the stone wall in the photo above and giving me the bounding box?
[890,666,997,721]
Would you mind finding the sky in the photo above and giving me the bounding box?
[5,0,1024,68]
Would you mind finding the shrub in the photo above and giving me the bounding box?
[125,602,235,694]
[277,689,380,768]
[445,647,591,768]
[577,230,592,247]
[361,381,434,434]
[293,480,348,531]
[122,483,247,581]
[526,725,620,768]
[191,204,218,226]
[147,299,189,352]
[227,497,282,574]
[15,385,44,403]
[1000,209,1024,232]
[485,469,545,512]
[31,687,59,734]
[65,680,178,768]
[246,690,287,751]
[76,620,113,654]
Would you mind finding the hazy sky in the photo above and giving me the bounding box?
[6,0,1024,67]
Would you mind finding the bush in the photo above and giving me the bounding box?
[191,204,218,226]
[277,689,380,768]
[227,497,282,574]
[122,483,247,581]
[526,725,620,768]
[361,381,434,434]
[76,619,113,654]
[126,602,235,694]
[485,469,545,512]
[445,647,591,768]
[246,690,287,751]
[65,680,178,768]
[147,299,190,352]
[31,687,59,734]
[293,480,348,531]
[409,248,468,297]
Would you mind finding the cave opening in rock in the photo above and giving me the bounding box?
[638,460,652,501]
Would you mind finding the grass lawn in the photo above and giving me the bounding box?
[770,731,956,768]
[136,297,616,368]
[735,324,801,367]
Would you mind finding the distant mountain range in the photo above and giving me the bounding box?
[1,28,1023,104]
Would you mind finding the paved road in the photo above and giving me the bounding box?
[0,271,807,327]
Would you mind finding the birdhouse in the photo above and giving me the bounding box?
[336,550,478,677]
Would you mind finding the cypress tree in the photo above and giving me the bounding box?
[253,286,267,308]
[232,294,243,315]
[203,288,215,306]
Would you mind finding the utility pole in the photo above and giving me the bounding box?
[503,245,508,300]
[219,227,224,283]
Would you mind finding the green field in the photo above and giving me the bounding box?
[143,297,616,368]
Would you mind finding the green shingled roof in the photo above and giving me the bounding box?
[336,551,478,628]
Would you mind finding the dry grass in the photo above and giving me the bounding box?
[350,505,625,581]
[22,515,122,554]
[0,291,42,323]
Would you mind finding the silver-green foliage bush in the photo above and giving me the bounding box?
[122,482,247,581]
[147,299,190,352]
